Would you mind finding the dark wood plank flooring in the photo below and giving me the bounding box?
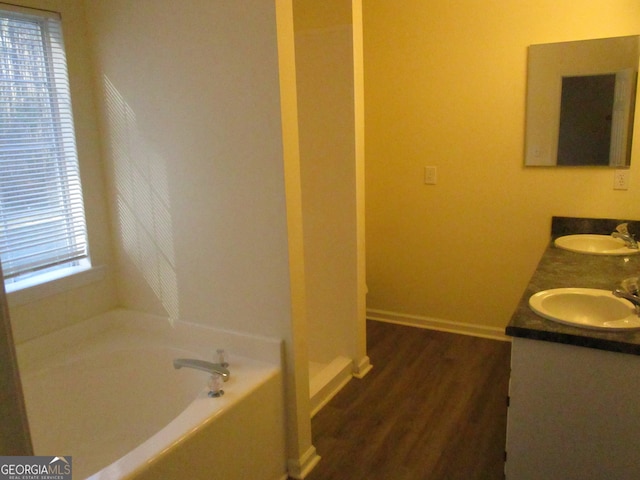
[304,320,511,480]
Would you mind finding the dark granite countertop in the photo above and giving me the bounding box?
[505,216,640,355]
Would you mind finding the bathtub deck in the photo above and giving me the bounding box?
[304,320,511,480]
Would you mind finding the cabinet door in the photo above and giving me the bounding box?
[506,337,640,480]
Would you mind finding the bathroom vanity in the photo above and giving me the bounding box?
[505,217,640,480]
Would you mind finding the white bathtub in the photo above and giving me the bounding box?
[15,309,287,480]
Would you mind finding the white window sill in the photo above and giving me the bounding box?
[6,264,107,307]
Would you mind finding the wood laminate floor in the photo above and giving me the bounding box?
[303,320,511,480]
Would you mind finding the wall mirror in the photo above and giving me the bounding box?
[525,35,640,167]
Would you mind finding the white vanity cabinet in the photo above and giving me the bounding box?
[505,216,640,479]
[505,337,640,480]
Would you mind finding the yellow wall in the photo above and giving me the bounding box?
[293,0,351,31]
[293,0,370,377]
[363,1,640,332]
[275,0,318,473]
[294,0,358,364]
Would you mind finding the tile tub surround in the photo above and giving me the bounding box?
[506,216,640,355]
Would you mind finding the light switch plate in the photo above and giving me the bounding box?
[424,166,437,185]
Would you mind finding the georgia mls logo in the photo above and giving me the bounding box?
[49,457,71,474]
[0,456,72,480]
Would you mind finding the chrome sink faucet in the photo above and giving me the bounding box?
[612,289,640,315]
[173,358,230,381]
[613,277,640,315]
[612,223,638,249]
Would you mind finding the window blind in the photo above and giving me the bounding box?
[0,8,88,280]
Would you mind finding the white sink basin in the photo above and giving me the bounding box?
[529,288,640,330]
[554,234,639,255]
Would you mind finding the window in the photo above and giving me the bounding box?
[0,5,89,290]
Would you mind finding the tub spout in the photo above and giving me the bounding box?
[173,358,230,382]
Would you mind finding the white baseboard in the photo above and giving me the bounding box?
[310,356,353,418]
[352,354,372,379]
[287,446,321,479]
[367,308,510,342]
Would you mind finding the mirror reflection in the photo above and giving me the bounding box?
[525,35,639,167]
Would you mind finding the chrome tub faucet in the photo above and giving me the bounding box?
[173,358,230,398]
[173,358,230,381]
